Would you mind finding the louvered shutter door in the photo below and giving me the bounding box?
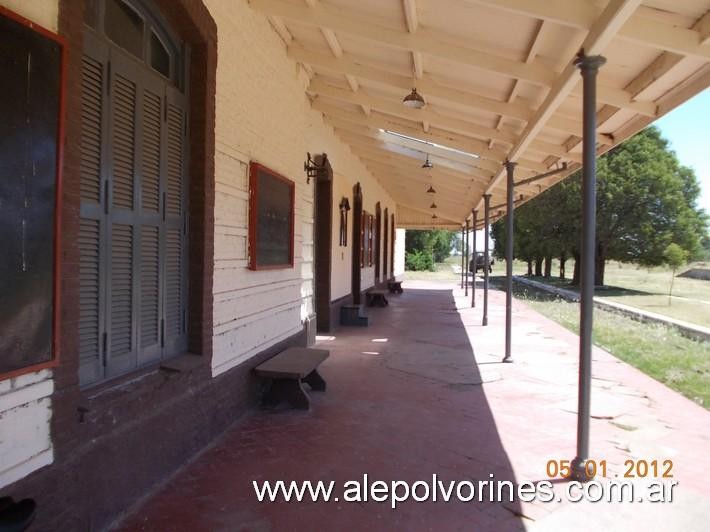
[136,73,165,365]
[78,35,108,386]
[162,86,188,355]
[78,39,189,384]
[105,52,140,377]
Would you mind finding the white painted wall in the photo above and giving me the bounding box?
[394,228,406,277]
[206,0,395,375]
[0,0,57,491]
[0,371,54,489]
[0,0,57,30]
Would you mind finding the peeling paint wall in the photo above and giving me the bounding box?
[0,370,54,489]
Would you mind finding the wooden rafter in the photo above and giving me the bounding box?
[291,46,603,137]
[476,0,644,212]
[249,0,658,114]
[465,0,710,59]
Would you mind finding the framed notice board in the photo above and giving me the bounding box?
[0,7,65,379]
[248,162,295,270]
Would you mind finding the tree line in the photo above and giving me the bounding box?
[405,230,457,271]
[491,126,708,285]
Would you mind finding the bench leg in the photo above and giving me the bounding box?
[303,369,326,391]
[263,378,310,410]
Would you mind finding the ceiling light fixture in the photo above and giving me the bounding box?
[432,213,438,219]
[426,185,436,194]
[422,154,433,169]
[430,202,437,209]
[403,87,425,109]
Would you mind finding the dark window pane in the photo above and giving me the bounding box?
[84,0,98,28]
[105,0,144,59]
[150,32,170,78]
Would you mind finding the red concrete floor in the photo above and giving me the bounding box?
[117,280,710,532]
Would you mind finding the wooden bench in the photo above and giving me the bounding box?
[366,289,389,307]
[387,279,403,294]
[254,347,329,410]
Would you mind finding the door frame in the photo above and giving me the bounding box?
[351,183,363,305]
[312,154,333,332]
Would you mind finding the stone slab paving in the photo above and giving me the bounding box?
[117,280,710,532]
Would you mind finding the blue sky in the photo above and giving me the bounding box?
[654,89,710,214]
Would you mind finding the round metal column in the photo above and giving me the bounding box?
[464,219,470,297]
[571,53,606,481]
[482,194,491,326]
[460,226,465,289]
[503,161,517,363]
[471,209,477,308]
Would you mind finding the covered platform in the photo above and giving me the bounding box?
[118,281,710,531]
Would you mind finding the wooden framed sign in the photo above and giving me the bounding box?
[0,6,65,379]
[248,162,295,270]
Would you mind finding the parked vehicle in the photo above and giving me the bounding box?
[469,252,494,273]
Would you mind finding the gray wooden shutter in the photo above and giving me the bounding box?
[79,38,189,385]
[78,35,109,386]
[105,51,139,377]
[162,86,188,355]
[136,74,165,365]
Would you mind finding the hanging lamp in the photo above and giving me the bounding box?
[421,154,433,169]
[426,185,436,194]
[430,202,437,209]
[403,87,425,109]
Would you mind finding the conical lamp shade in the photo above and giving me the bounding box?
[403,88,426,109]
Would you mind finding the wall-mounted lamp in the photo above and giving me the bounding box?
[304,152,329,184]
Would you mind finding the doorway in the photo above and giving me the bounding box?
[351,183,363,305]
[313,154,333,332]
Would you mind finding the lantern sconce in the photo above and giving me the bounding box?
[304,152,329,184]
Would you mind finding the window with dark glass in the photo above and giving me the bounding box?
[150,31,171,78]
[104,0,144,58]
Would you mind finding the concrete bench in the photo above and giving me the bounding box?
[366,289,389,307]
[254,347,329,410]
[387,280,403,294]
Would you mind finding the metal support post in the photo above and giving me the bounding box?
[482,194,491,326]
[571,52,606,481]
[460,226,465,289]
[464,219,469,297]
[503,161,516,363]
[471,209,477,308]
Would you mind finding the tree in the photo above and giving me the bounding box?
[405,230,457,263]
[491,126,707,286]
[662,243,688,305]
[590,127,705,284]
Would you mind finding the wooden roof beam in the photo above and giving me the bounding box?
[466,0,710,59]
[476,0,643,212]
[250,0,656,115]
[337,131,496,181]
[304,0,370,116]
[291,46,600,137]
[315,99,582,165]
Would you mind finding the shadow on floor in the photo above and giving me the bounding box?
[118,287,525,531]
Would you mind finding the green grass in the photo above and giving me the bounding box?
[510,283,710,408]
[404,260,461,281]
[496,259,710,328]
